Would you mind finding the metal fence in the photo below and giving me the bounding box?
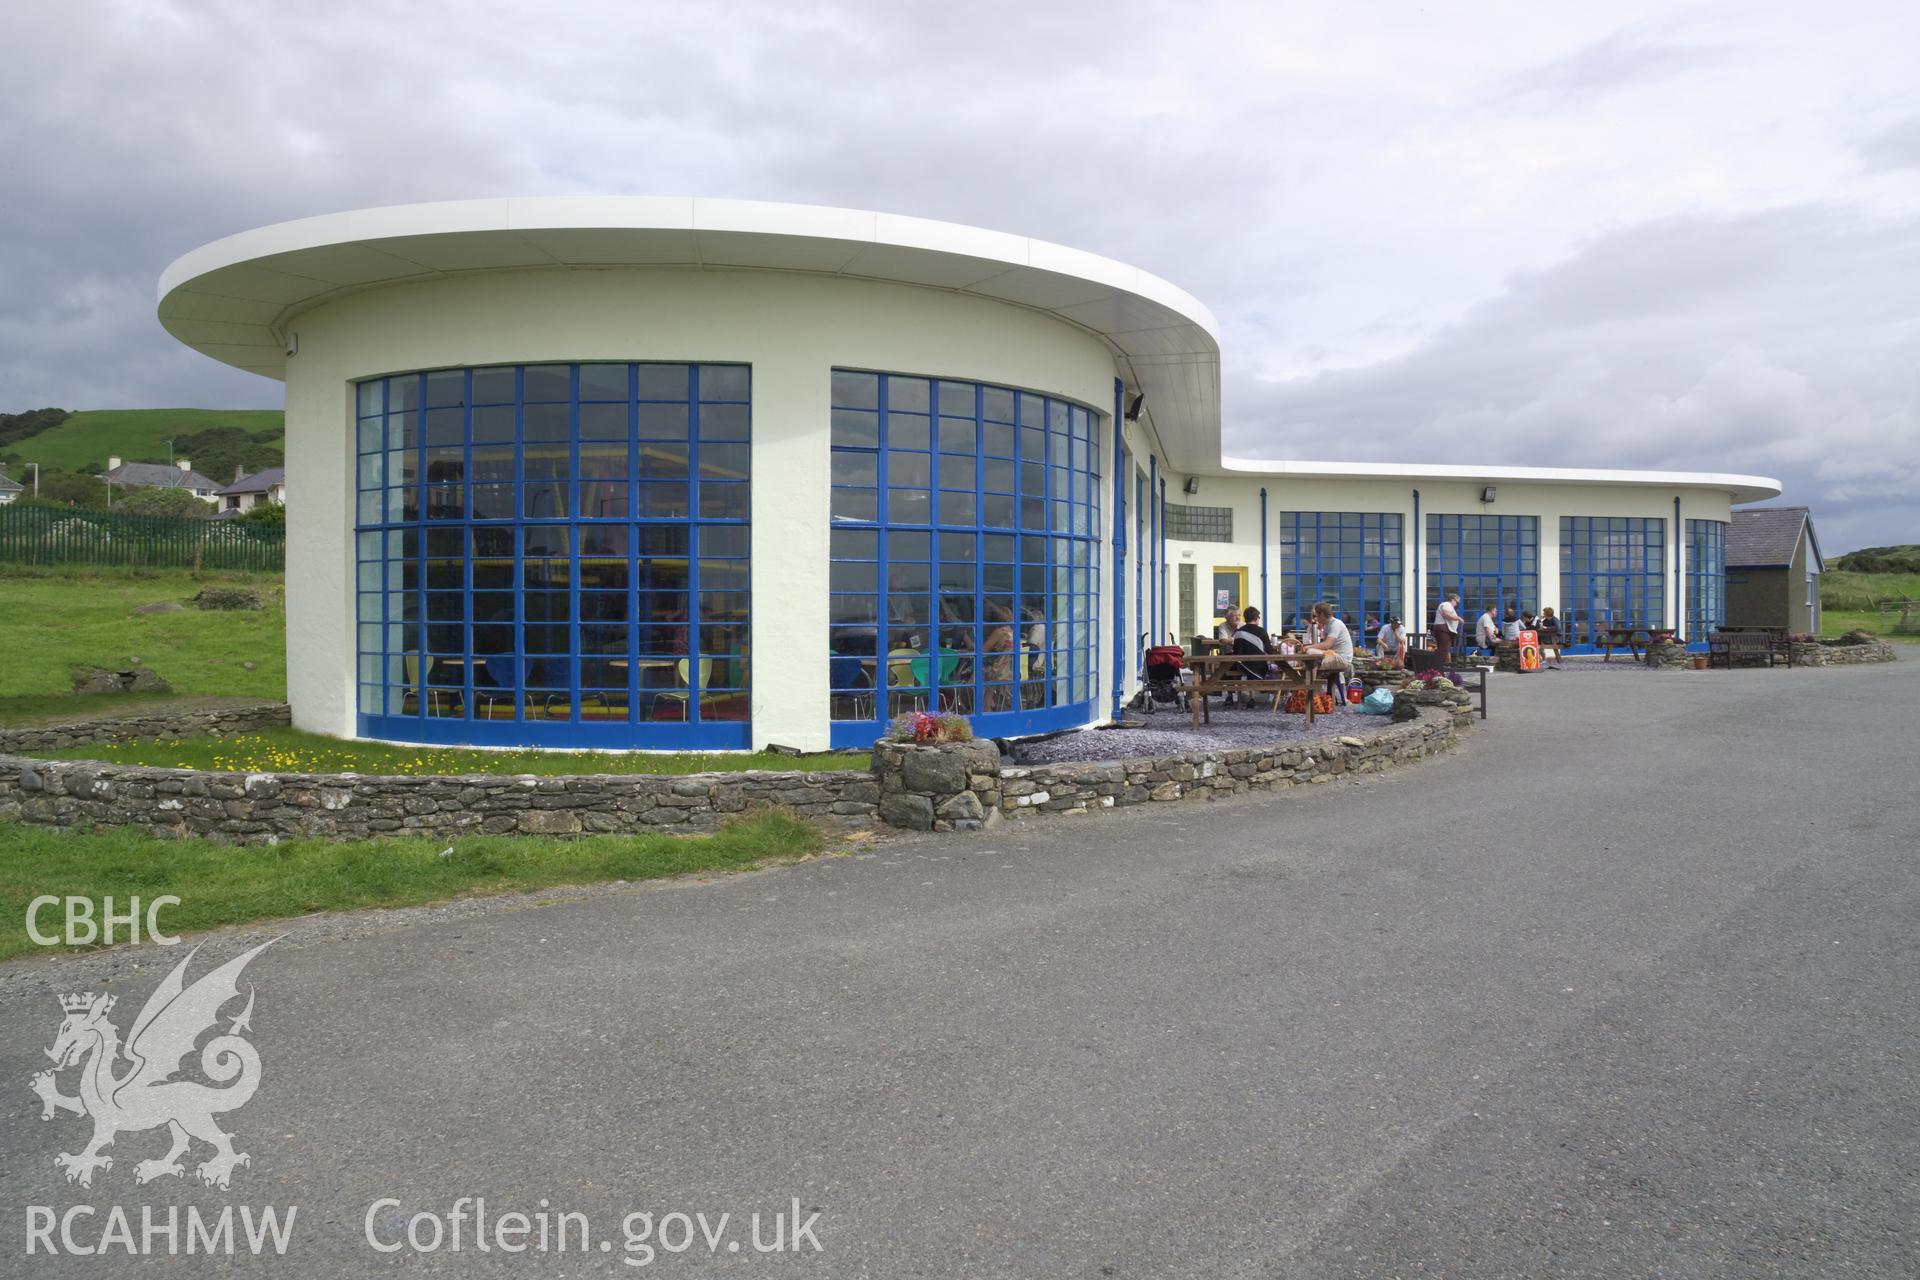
[0,504,285,571]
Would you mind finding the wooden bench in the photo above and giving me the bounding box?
[1708,628,1792,669]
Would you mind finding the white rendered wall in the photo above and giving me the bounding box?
[281,267,1117,751]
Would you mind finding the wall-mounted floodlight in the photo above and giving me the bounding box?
[1481,485,1497,503]
[1183,476,1199,495]
[1125,393,1147,422]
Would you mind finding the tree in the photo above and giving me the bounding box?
[115,487,213,519]
[0,407,70,450]
[34,470,108,508]
[142,425,281,486]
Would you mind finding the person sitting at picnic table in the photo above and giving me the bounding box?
[1304,601,1353,707]
[1535,606,1563,669]
[1374,616,1406,669]
[1232,606,1276,684]
[1501,608,1522,641]
[1475,604,1502,653]
[1520,609,1537,631]
[1236,606,1275,653]
[1432,591,1463,665]
[1215,606,1242,647]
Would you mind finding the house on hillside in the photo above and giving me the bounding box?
[1727,505,1824,635]
[215,465,286,515]
[0,466,22,505]
[99,456,221,503]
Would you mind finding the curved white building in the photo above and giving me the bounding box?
[160,198,1779,751]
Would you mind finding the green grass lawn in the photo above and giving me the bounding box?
[12,408,283,474]
[31,727,868,775]
[0,811,827,962]
[0,565,286,716]
[1820,569,1920,643]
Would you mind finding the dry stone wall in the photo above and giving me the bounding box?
[2,706,1475,845]
[0,701,290,754]
[1788,638,1899,667]
[999,708,1470,818]
[0,757,879,844]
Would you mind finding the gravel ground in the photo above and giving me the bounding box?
[1011,697,1362,763]
[1538,655,1664,673]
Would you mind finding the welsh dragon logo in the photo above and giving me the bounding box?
[30,941,273,1190]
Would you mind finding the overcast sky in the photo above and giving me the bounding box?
[4,1,1915,550]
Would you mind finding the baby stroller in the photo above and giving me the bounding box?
[1138,637,1190,714]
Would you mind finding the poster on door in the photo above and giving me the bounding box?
[1215,588,1230,611]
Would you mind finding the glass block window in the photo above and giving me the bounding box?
[1177,562,1197,643]
[1425,514,1539,639]
[353,363,751,749]
[1687,519,1727,640]
[1164,502,1233,542]
[1560,516,1666,645]
[1278,512,1404,635]
[827,371,1100,746]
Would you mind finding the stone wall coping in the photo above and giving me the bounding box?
[0,753,867,791]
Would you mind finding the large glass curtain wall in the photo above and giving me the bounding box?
[354,363,751,748]
[1424,515,1538,642]
[1686,519,1727,643]
[1560,516,1666,646]
[1278,512,1403,635]
[828,371,1101,747]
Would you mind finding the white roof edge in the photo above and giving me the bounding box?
[1218,456,1782,501]
[157,195,1221,339]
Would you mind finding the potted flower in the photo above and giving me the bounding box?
[887,710,974,745]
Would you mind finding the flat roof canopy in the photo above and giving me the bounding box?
[158,197,1781,501]
[158,196,1223,468]
[1220,457,1782,504]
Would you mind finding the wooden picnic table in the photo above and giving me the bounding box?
[1598,626,1654,660]
[1185,650,1327,728]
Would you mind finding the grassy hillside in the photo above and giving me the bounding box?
[12,408,282,474]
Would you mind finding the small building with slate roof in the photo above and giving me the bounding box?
[216,465,286,515]
[1726,505,1824,635]
[101,457,222,502]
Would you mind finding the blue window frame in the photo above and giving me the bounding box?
[1686,519,1727,643]
[1560,516,1665,646]
[1278,512,1403,636]
[354,363,751,749]
[1121,466,1136,660]
[827,371,1100,747]
[1425,514,1538,643]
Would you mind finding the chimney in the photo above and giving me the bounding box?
[177,458,192,471]
[233,465,246,483]
[108,456,122,472]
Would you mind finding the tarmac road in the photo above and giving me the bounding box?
[2,657,1915,1277]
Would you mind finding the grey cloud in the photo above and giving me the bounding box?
[0,2,1912,549]
[1227,205,1920,554]
[1860,116,1920,172]
[1496,25,1727,105]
